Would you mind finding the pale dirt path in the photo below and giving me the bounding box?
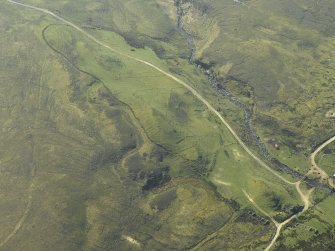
[0,152,37,248]
[308,135,335,188]
[0,195,32,248]
[264,183,314,251]
[3,1,315,250]
[6,0,295,187]
[243,184,314,251]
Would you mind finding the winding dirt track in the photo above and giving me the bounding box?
[0,195,32,248]
[309,135,335,188]
[2,1,318,250]
[6,0,294,186]
[243,183,314,251]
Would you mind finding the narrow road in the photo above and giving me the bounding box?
[4,1,315,250]
[308,135,335,188]
[5,0,294,187]
[243,185,314,251]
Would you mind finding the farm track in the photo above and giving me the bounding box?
[176,0,332,194]
[309,135,335,188]
[6,0,297,186]
[3,1,331,250]
[175,2,324,251]
[243,185,314,251]
[0,195,32,248]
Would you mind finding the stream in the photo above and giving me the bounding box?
[174,0,333,194]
